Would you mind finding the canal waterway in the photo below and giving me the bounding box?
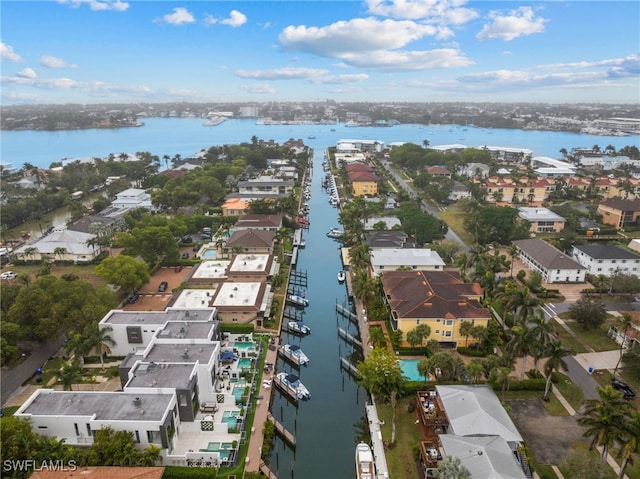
[267,148,369,479]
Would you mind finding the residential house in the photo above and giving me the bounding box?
[221,198,250,216]
[571,244,640,277]
[226,253,278,282]
[210,281,272,324]
[426,166,452,178]
[348,170,379,197]
[364,230,417,249]
[233,214,283,232]
[13,227,99,263]
[364,216,402,230]
[597,198,640,229]
[517,207,566,233]
[512,238,586,283]
[381,270,491,348]
[459,162,490,179]
[448,182,472,202]
[482,176,556,206]
[370,248,445,277]
[223,229,275,256]
[236,175,294,198]
[112,188,157,212]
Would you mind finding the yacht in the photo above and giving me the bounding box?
[326,228,344,238]
[337,270,346,283]
[276,372,310,400]
[287,294,309,307]
[279,344,310,366]
[356,442,376,479]
[287,321,311,336]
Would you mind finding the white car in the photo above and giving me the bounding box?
[0,271,17,280]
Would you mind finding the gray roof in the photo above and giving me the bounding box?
[102,309,214,325]
[436,385,523,443]
[143,342,217,364]
[572,244,640,260]
[156,321,216,340]
[439,435,527,479]
[125,362,197,390]
[512,238,583,270]
[19,390,172,422]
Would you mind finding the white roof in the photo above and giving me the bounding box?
[371,248,445,267]
[16,227,95,255]
[436,385,523,443]
[364,216,402,230]
[517,207,565,222]
[439,435,527,479]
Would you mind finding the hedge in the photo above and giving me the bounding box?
[161,466,217,479]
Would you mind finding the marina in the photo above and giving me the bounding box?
[278,344,310,367]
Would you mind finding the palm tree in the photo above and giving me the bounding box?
[23,246,38,261]
[578,385,634,466]
[507,243,518,278]
[542,340,573,401]
[87,324,117,370]
[349,243,372,272]
[53,247,67,262]
[352,270,379,310]
[459,321,474,348]
[506,321,533,380]
[59,361,82,391]
[65,333,91,367]
[467,360,484,384]
[614,313,633,376]
[617,412,640,479]
[437,456,471,479]
[527,310,555,370]
[499,286,540,324]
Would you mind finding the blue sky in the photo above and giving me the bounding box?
[1,0,639,104]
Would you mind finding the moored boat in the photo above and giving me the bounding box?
[326,227,344,238]
[279,344,310,366]
[337,270,346,283]
[287,321,311,336]
[275,372,310,400]
[356,442,375,479]
[287,294,309,307]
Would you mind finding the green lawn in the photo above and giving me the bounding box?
[2,263,109,288]
[552,373,585,412]
[438,207,475,245]
[562,319,619,352]
[377,396,422,479]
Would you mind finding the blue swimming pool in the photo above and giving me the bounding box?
[398,359,429,381]
[201,249,217,259]
[237,358,252,369]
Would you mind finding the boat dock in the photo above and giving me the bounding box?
[339,356,360,377]
[267,413,297,448]
[366,401,390,479]
[259,461,278,479]
[337,326,362,348]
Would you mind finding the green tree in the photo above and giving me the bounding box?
[543,340,573,401]
[617,412,640,479]
[94,254,150,293]
[459,321,474,348]
[59,360,82,390]
[437,455,472,479]
[356,347,405,403]
[86,324,117,369]
[118,225,179,266]
[578,385,634,466]
[568,297,607,330]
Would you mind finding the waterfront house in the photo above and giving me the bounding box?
[370,248,445,277]
[364,230,417,249]
[221,198,250,216]
[512,238,586,283]
[223,229,276,256]
[364,216,402,230]
[226,253,278,283]
[597,198,640,229]
[236,175,294,198]
[112,188,157,212]
[210,281,272,324]
[233,214,283,232]
[571,244,640,277]
[380,270,490,348]
[13,226,99,264]
[517,207,566,233]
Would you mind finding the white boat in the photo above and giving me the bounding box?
[279,344,309,366]
[356,442,376,479]
[337,270,346,283]
[276,372,310,400]
[287,321,311,335]
[287,294,309,307]
[326,228,344,238]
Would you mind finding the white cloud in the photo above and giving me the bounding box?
[234,67,329,80]
[1,41,22,62]
[155,7,195,25]
[40,55,77,69]
[58,0,129,12]
[220,10,247,27]
[16,68,37,79]
[240,83,276,94]
[341,48,473,71]
[280,18,451,57]
[538,53,640,75]
[366,0,478,24]
[311,73,369,84]
[476,6,547,41]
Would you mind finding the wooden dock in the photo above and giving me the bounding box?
[259,461,278,479]
[340,357,361,377]
[267,413,296,448]
[336,303,358,322]
[337,327,362,348]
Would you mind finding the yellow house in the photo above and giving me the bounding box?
[348,171,379,197]
[483,176,555,206]
[380,270,491,348]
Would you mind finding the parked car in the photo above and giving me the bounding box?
[182,237,193,243]
[611,378,636,399]
[181,252,189,259]
[127,293,140,304]
[158,281,169,292]
[0,271,17,280]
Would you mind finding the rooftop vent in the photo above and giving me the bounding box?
[133,397,142,407]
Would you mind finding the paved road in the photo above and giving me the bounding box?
[1,340,63,405]
[379,160,469,252]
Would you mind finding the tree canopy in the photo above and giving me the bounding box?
[356,347,405,403]
[94,254,149,292]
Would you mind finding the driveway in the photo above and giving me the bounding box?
[507,399,587,464]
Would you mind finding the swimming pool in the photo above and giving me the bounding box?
[234,341,255,350]
[201,249,217,259]
[237,358,252,369]
[222,410,241,428]
[398,359,429,381]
